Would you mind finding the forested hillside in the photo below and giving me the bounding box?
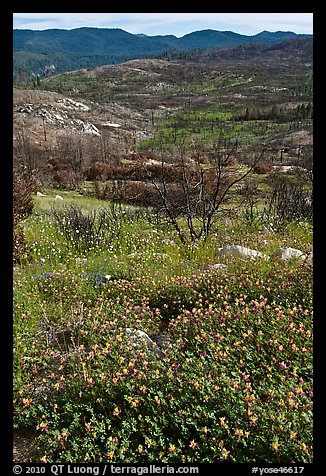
[13,27,312,80]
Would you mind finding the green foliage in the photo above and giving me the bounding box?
[13,51,144,84]
[139,107,289,153]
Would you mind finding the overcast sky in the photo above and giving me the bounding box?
[13,13,313,37]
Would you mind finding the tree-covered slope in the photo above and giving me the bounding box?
[13,27,312,80]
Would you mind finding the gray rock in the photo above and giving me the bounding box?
[273,247,306,260]
[125,328,174,358]
[210,263,228,271]
[126,328,153,345]
[217,245,269,261]
[258,225,274,234]
[151,334,175,348]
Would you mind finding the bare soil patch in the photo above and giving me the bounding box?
[13,429,39,463]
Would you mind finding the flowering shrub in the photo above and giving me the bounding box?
[14,257,313,463]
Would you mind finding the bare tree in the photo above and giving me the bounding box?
[13,125,45,182]
[295,147,313,186]
[142,143,265,242]
[56,134,85,189]
[264,173,313,230]
[238,179,261,229]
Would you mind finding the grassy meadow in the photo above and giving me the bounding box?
[13,188,313,463]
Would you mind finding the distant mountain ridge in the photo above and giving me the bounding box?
[13,27,312,80]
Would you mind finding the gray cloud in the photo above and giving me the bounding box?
[13,12,313,36]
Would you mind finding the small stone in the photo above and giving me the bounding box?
[210,263,228,271]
